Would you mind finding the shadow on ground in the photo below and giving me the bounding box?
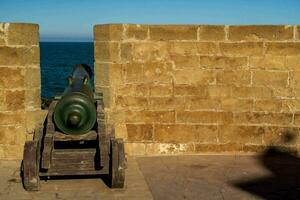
[231,132,300,200]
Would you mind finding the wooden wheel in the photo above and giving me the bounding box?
[22,141,40,191]
[109,138,125,188]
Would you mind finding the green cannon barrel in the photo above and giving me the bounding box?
[53,64,96,135]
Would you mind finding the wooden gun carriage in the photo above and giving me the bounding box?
[22,64,125,191]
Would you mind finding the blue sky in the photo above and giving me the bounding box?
[1,0,300,42]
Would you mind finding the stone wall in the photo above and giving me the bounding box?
[0,23,45,159]
[94,24,300,155]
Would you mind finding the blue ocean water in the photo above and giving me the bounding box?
[40,42,94,99]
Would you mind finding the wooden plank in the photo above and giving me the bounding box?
[23,141,40,191]
[54,131,97,141]
[39,168,109,176]
[52,149,96,160]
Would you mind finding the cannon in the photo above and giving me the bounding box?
[22,64,125,191]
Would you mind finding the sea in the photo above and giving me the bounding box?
[40,42,94,99]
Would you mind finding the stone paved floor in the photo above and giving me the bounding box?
[1,150,300,200]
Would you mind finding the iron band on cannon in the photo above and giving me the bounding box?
[22,64,125,191]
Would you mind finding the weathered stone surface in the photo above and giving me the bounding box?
[220,42,264,56]
[200,56,248,69]
[233,112,293,126]
[228,25,294,41]
[25,67,40,88]
[0,23,6,45]
[6,23,39,45]
[94,42,120,62]
[171,55,199,69]
[94,24,123,41]
[125,110,175,123]
[286,56,300,70]
[265,42,300,55]
[148,97,185,110]
[0,126,25,145]
[0,46,39,65]
[0,111,25,125]
[149,84,173,97]
[254,100,282,112]
[174,69,215,85]
[154,124,218,143]
[176,111,233,124]
[116,84,149,97]
[249,56,286,70]
[124,142,146,155]
[220,99,253,112]
[216,70,251,85]
[126,124,153,142]
[185,97,220,110]
[169,42,218,55]
[231,86,273,99]
[94,63,124,87]
[116,96,148,109]
[207,85,231,98]
[149,25,197,41]
[25,89,41,111]
[174,85,207,97]
[219,125,264,145]
[199,25,225,41]
[25,110,47,133]
[125,24,148,40]
[131,42,169,61]
[0,67,24,89]
[4,90,25,111]
[252,71,288,88]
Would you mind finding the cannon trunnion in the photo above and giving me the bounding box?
[21,65,125,191]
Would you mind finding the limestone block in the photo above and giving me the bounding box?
[0,126,25,145]
[199,25,226,41]
[124,142,146,155]
[286,56,300,70]
[220,42,264,56]
[0,144,24,159]
[170,55,199,69]
[6,23,39,45]
[159,143,195,154]
[25,89,41,111]
[25,110,47,133]
[115,96,148,110]
[219,125,264,145]
[252,71,288,88]
[231,86,273,99]
[173,69,215,85]
[149,84,173,97]
[94,24,123,41]
[125,110,175,123]
[94,42,120,62]
[254,100,282,112]
[265,42,300,55]
[220,99,253,112]
[195,143,243,152]
[262,126,299,147]
[176,111,233,124]
[120,42,133,61]
[154,124,218,143]
[250,56,286,70]
[25,67,40,88]
[125,24,148,40]
[116,84,149,97]
[131,42,169,62]
[174,85,207,97]
[233,112,293,126]
[207,85,231,98]
[0,67,25,89]
[0,46,39,65]
[185,97,220,110]
[126,124,153,142]
[94,63,124,87]
[0,111,25,125]
[149,25,197,41]
[216,70,251,85]
[148,97,185,110]
[0,23,5,45]
[4,89,25,111]
[169,42,217,55]
[228,25,293,41]
[200,56,248,69]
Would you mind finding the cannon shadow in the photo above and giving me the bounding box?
[231,132,300,200]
